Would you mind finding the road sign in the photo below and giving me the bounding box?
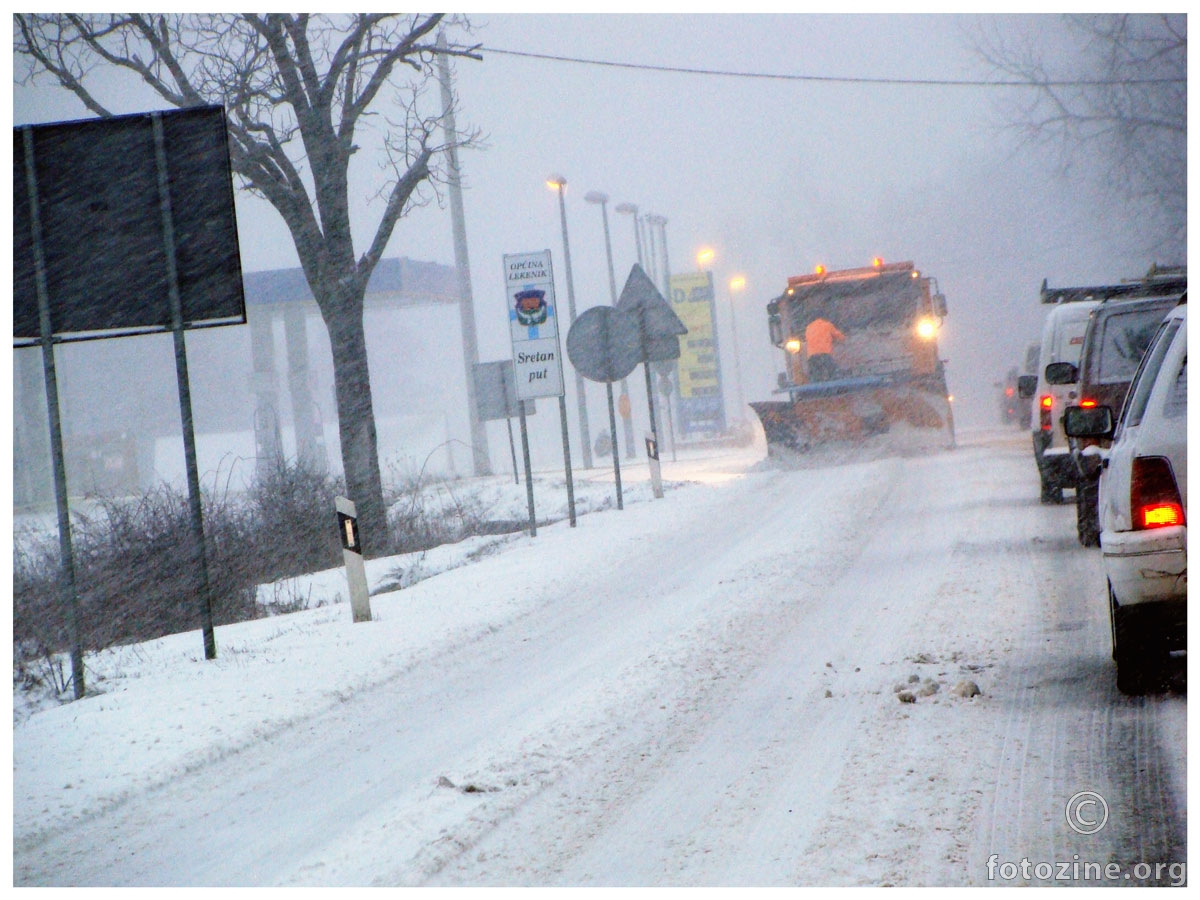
[504,250,565,401]
[566,305,641,383]
[616,263,687,362]
[473,359,535,420]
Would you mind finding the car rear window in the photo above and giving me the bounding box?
[1094,303,1175,383]
[1120,318,1182,430]
[1055,316,1091,364]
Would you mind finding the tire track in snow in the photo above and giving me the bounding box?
[966,444,1186,886]
[14,453,895,886]
[417,454,909,885]
[429,442,1015,885]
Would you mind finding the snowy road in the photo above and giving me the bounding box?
[13,429,1186,886]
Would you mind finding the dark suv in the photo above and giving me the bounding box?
[1067,292,1184,545]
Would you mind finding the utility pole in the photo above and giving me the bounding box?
[437,32,492,476]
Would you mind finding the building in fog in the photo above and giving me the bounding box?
[14,257,473,508]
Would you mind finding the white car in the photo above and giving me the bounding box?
[1065,300,1186,693]
[1026,297,1100,503]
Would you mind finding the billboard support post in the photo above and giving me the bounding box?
[153,113,216,660]
[21,127,85,699]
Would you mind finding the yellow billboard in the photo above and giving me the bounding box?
[669,271,725,434]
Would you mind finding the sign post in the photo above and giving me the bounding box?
[616,264,688,499]
[504,250,576,530]
[14,105,246,686]
[336,496,372,623]
[473,360,535,485]
[566,304,641,511]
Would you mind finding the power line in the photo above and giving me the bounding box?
[482,46,1184,88]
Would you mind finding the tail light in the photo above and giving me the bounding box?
[1131,456,1185,530]
[1039,395,1053,432]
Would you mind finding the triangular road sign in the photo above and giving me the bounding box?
[616,264,688,337]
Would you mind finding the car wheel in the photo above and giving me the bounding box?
[1110,588,1158,695]
[1076,479,1100,547]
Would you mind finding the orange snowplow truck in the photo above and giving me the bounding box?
[750,259,955,455]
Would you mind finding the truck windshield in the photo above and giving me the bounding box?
[790,277,920,332]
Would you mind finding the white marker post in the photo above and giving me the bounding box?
[645,434,664,499]
[336,496,371,623]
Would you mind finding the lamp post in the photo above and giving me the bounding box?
[585,191,618,304]
[646,213,676,459]
[586,190,637,461]
[727,274,748,429]
[615,202,644,267]
[547,174,592,469]
[642,215,658,285]
[647,214,671,300]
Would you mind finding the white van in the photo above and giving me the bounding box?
[1027,297,1099,502]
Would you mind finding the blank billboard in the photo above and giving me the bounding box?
[14,105,245,344]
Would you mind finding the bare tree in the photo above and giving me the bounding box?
[970,14,1186,258]
[14,13,482,555]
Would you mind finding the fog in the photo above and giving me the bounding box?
[12,14,1178,497]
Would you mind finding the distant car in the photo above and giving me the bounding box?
[1064,300,1186,694]
[997,366,1021,426]
[1017,342,1039,428]
[1028,298,1099,503]
[1066,292,1183,546]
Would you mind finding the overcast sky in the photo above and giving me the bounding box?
[12,14,1174,431]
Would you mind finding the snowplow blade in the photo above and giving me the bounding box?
[750,379,955,457]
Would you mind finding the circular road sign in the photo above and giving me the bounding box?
[567,306,642,383]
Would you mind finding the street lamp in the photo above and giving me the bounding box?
[727,274,748,429]
[642,215,658,284]
[584,191,618,304]
[586,190,637,461]
[614,202,644,267]
[546,174,593,469]
[645,215,669,296]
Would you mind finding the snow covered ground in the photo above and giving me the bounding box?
[11,427,1186,886]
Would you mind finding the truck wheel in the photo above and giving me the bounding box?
[1040,478,1062,504]
[1076,480,1100,547]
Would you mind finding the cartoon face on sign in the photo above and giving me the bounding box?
[514,288,548,326]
